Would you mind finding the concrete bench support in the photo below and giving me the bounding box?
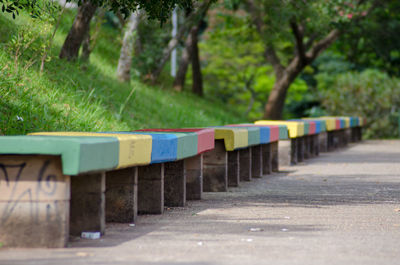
[0,155,70,248]
[261,144,272,175]
[291,139,298,165]
[185,155,203,200]
[251,145,263,178]
[271,141,279,172]
[239,148,252,181]
[164,160,186,207]
[138,163,164,214]
[319,132,328,152]
[70,171,105,236]
[313,135,320,156]
[351,127,362,142]
[203,140,228,192]
[304,136,311,159]
[228,150,240,187]
[345,129,351,145]
[106,167,138,223]
[278,140,291,167]
[297,137,305,162]
[327,132,336,151]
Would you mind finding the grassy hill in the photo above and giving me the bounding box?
[0,7,246,135]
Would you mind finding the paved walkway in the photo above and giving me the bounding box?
[1,140,400,265]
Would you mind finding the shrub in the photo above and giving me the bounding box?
[317,69,400,139]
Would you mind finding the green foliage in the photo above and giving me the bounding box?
[200,5,319,120]
[317,69,400,139]
[200,7,267,120]
[1,0,194,22]
[332,1,400,76]
[132,17,172,78]
[0,9,245,135]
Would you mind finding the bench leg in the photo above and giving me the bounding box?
[228,150,240,187]
[309,135,316,158]
[261,144,272,175]
[271,141,279,172]
[314,134,320,156]
[351,128,357,142]
[186,154,203,200]
[297,137,305,162]
[304,136,311,159]
[291,138,298,165]
[0,155,70,248]
[203,140,228,192]
[106,167,138,223]
[70,172,105,236]
[251,145,263,178]
[164,160,186,207]
[327,132,335,151]
[239,147,252,181]
[138,164,164,214]
[319,132,328,152]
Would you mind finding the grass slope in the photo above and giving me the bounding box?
[0,8,246,135]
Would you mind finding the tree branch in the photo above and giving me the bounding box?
[245,0,285,79]
[150,0,212,82]
[290,20,306,65]
[306,29,340,62]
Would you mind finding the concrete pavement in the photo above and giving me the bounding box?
[0,140,399,265]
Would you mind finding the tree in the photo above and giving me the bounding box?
[332,1,400,77]
[173,12,208,93]
[117,10,142,82]
[173,28,193,91]
[191,22,203,96]
[150,0,213,82]
[59,0,98,60]
[244,0,376,119]
[59,0,195,61]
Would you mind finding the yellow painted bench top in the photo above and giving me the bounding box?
[213,128,248,151]
[29,132,152,168]
[254,121,304,138]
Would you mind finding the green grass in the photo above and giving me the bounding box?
[0,8,246,135]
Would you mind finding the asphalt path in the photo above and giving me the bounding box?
[1,140,399,265]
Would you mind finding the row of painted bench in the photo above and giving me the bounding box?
[0,116,365,247]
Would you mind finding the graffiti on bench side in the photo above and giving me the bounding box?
[0,160,62,226]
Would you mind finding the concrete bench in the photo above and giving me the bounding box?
[255,120,305,166]
[301,118,328,152]
[290,119,324,158]
[204,127,248,191]
[227,124,280,175]
[223,126,261,182]
[344,116,363,143]
[311,117,348,150]
[0,134,152,248]
[134,128,214,204]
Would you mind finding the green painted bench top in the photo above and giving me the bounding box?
[0,136,119,175]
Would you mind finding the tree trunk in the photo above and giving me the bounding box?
[264,64,302,119]
[191,25,203,97]
[263,77,291,119]
[172,28,193,92]
[81,32,91,61]
[150,0,212,82]
[117,10,141,82]
[80,8,106,62]
[59,0,97,60]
